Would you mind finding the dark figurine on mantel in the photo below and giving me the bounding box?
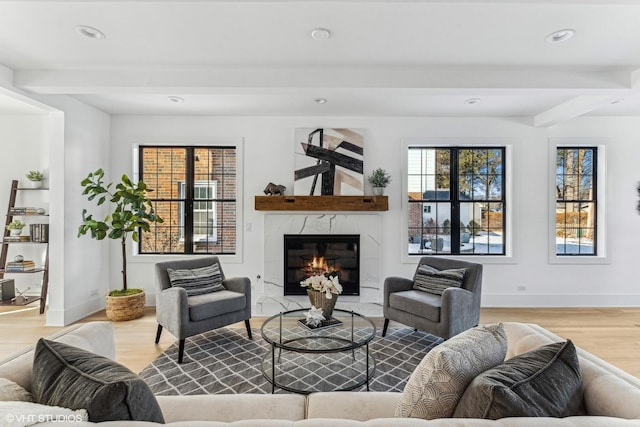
[264,182,286,196]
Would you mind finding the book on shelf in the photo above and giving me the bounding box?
[5,260,36,271]
[2,236,30,242]
[8,207,39,215]
[29,224,49,243]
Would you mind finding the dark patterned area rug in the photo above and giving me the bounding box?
[139,327,442,395]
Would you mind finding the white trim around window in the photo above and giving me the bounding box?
[548,138,610,265]
[131,137,244,264]
[401,137,517,265]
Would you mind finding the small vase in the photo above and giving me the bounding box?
[372,187,385,196]
[9,229,22,237]
[307,289,338,320]
[30,180,43,188]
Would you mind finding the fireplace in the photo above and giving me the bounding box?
[284,234,360,296]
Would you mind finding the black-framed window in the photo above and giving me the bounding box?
[555,147,597,255]
[138,146,237,254]
[407,147,506,255]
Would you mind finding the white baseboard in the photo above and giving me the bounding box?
[483,293,640,307]
[45,296,105,326]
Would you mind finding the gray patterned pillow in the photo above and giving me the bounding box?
[167,263,224,296]
[413,264,466,295]
[395,323,507,420]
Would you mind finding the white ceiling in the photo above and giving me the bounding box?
[1,0,640,123]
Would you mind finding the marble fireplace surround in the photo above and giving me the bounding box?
[257,213,383,317]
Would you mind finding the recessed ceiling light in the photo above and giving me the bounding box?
[314,98,327,104]
[464,98,481,105]
[75,25,106,39]
[167,96,184,104]
[545,29,575,44]
[311,28,331,40]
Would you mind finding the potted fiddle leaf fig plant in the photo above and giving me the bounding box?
[367,168,391,196]
[78,168,163,321]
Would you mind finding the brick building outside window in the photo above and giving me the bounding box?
[138,146,237,254]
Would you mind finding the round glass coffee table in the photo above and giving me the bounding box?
[260,308,376,394]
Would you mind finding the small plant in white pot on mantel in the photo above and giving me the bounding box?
[367,168,391,196]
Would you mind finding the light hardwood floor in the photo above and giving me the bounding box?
[1,305,639,377]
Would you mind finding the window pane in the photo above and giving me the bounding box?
[406,202,451,254]
[555,202,595,254]
[140,146,237,255]
[142,147,186,199]
[458,202,504,254]
[555,147,596,256]
[458,148,503,201]
[407,149,423,175]
[407,146,505,256]
[140,201,184,253]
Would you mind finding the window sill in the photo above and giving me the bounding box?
[403,253,518,265]
[548,254,611,265]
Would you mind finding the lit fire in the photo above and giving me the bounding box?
[306,256,337,276]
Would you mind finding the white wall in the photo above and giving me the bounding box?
[109,115,640,310]
[0,115,49,303]
[33,95,111,326]
[0,115,49,207]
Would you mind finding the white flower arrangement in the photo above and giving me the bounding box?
[304,306,326,327]
[300,273,343,299]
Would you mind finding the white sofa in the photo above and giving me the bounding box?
[1,321,639,426]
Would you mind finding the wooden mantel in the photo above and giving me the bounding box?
[254,195,388,211]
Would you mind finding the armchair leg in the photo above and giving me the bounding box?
[382,319,390,337]
[178,339,185,364]
[155,325,163,344]
[245,319,253,340]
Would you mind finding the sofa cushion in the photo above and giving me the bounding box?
[395,323,507,420]
[413,264,466,295]
[0,322,115,393]
[0,401,88,426]
[31,339,164,423]
[389,290,441,322]
[0,378,32,402]
[189,290,247,321]
[167,263,225,296]
[453,340,582,419]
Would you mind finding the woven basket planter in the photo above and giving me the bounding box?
[105,291,145,322]
[307,289,338,320]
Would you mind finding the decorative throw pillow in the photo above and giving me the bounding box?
[167,263,225,296]
[0,378,32,402]
[31,338,164,423]
[453,340,582,419]
[0,401,87,427]
[395,323,507,419]
[412,264,466,295]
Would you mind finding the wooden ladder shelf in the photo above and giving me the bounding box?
[0,179,49,314]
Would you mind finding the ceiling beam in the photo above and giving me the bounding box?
[14,66,633,95]
[533,95,622,127]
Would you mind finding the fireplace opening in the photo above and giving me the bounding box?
[284,234,360,296]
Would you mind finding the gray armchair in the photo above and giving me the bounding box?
[382,257,482,340]
[155,256,252,363]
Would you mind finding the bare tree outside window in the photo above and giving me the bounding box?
[407,147,506,256]
[555,147,596,255]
